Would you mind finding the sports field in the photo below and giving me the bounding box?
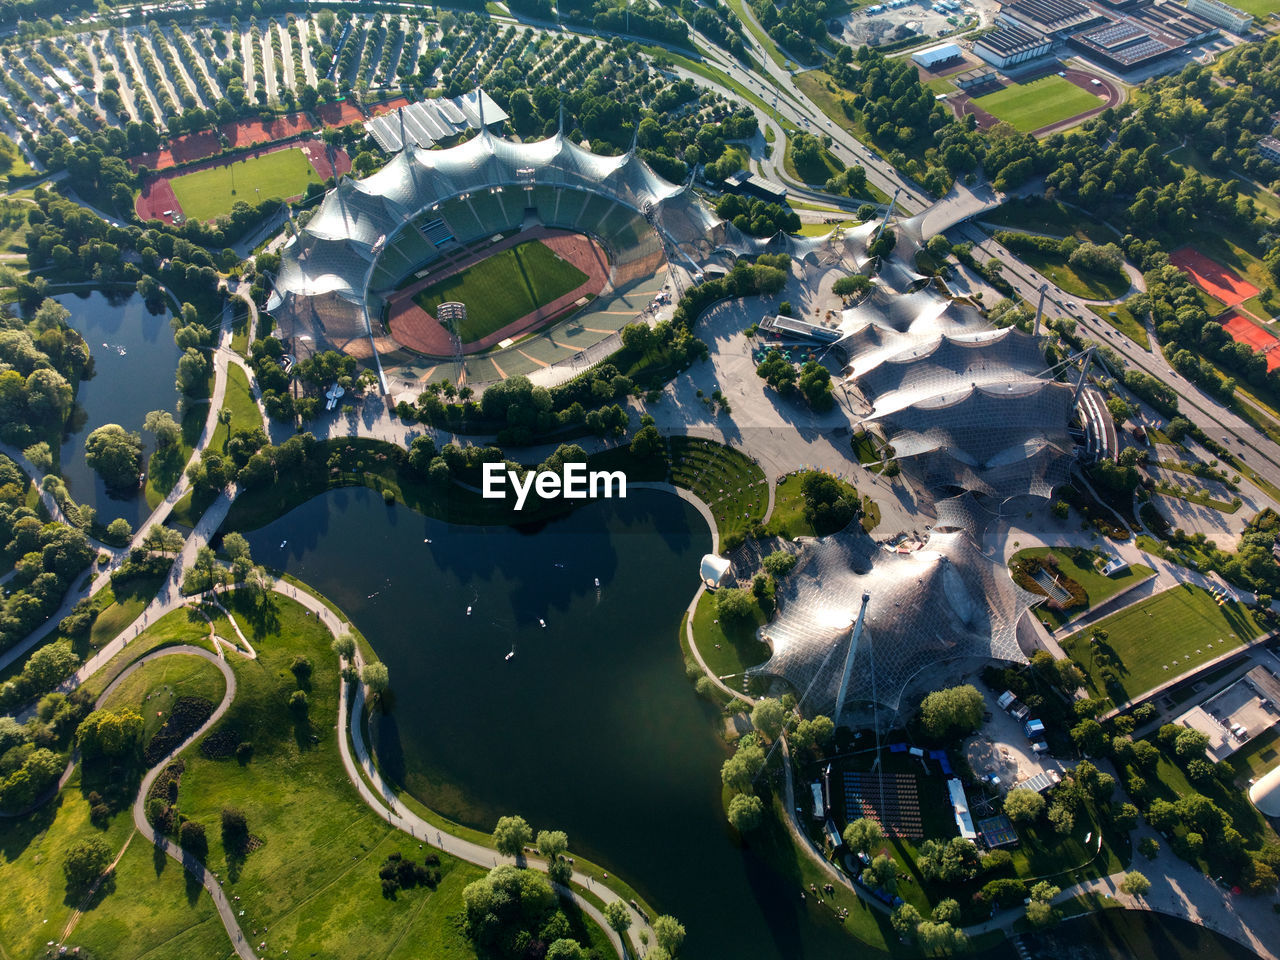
[170,148,321,222]
[973,76,1103,133]
[1229,0,1280,16]
[1222,312,1280,370]
[1061,583,1265,706]
[1169,245,1260,307]
[412,239,589,344]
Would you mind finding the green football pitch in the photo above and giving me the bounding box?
[170,148,321,222]
[412,239,589,344]
[973,75,1104,134]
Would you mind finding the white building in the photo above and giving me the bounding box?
[911,42,964,70]
[1186,0,1252,35]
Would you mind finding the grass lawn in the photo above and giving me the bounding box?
[101,651,227,741]
[668,436,768,546]
[1089,303,1150,350]
[784,134,845,186]
[767,470,877,538]
[1242,293,1275,323]
[1012,546,1155,630]
[170,147,321,222]
[80,606,217,701]
[1061,583,1266,707]
[796,219,853,236]
[0,766,230,960]
[145,402,206,509]
[1014,246,1131,301]
[924,76,956,94]
[1230,727,1280,781]
[691,587,771,680]
[979,197,1119,244]
[171,590,525,959]
[1169,145,1280,219]
[411,239,587,345]
[216,364,264,451]
[973,76,1104,133]
[1221,0,1280,17]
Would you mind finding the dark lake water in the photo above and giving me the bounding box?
[242,486,1259,960]
[57,290,181,530]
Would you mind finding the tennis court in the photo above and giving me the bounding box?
[1222,312,1280,370]
[1170,246,1258,306]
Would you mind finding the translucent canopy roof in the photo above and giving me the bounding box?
[750,527,1035,717]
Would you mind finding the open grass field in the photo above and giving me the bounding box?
[784,134,845,186]
[1061,583,1266,706]
[1225,0,1280,18]
[691,587,772,680]
[668,436,768,545]
[216,364,264,451]
[766,470,878,538]
[1013,546,1155,630]
[981,198,1119,244]
[973,76,1103,133]
[101,651,227,741]
[170,147,321,222]
[1015,246,1131,301]
[1089,303,1150,350]
[412,239,588,345]
[1230,727,1280,781]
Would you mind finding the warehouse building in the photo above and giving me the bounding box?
[911,42,966,70]
[1067,1,1218,72]
[974,24,1054,67]
[1186,0,1252,34]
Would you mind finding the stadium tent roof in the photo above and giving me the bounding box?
[748,527,1034,718]
[1250,766,1280,818]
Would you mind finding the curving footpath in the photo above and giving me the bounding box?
[269,579,650,959]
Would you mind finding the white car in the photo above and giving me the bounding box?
[1091,78,1103,86]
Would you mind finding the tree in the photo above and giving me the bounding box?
[331,634,355,660]
[222,531,251,564]
[84,423,143,490]
[493,815,532,857]
[916,837,979,883]
[791,715,834,754]
[1003,787,1045,825]
[545,941,586,960]
[362,662,389,700]
[76,707,144,758]
[106,518,132,541]
[1139,836,1160,860]
[727,792,764,832]
[832,274,872,297]
[603,899,632,935]
[842,817,883,854]
[221,807,249,855]
[751,698,785,740]
[537,829,568,862]
[918,684,984,741]
[762,551,797,578]
[631,424,663,459]
[63,836,112,890]
[714,587,754,624]
[862,854,897,893]
[1119,870,1151,897]
[1047,802,1075,834]
[932,899,961,924]
[653,915,686,955]
[891,903,922,939]
[721,739,766,794]
[143,409,180,448]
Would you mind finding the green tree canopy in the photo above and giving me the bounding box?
[84,423,144,490]
[918,684,984,741]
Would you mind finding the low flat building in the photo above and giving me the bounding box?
[1186,0,1252,33]
[912,42,966,70]
[999,0,1102,35]
[758,313,843,342]
[953,66,1001,90]
[722,169,788,204]
[1258,136,1280,164]
[974,24,1053,67]
[1067,2,1218,72]
[948,778,978,839]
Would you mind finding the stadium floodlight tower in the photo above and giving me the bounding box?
[870,187,902,251]
[833,592,872,724]
[1033,283,1048,336]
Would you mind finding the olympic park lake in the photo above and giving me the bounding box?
[56,289,182,529]
[242,485,1257,960]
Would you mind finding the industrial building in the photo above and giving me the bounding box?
[1257,136,1280,165]
[721,169,789,204]
[973,24,1054,67]
[911,42,966,70]
[975,0,1221,72]
[1185,0,1252,34]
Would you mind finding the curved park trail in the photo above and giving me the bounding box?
[29,579,652,960]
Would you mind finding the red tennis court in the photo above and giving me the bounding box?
[1170,246,1258,306]
[1222,312,1280,370]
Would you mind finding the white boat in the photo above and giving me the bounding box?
[539,618,546,628]
[504,651,514,661]
[466,606,472,616]
[594,577,600,587]
[280,540,287,548]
